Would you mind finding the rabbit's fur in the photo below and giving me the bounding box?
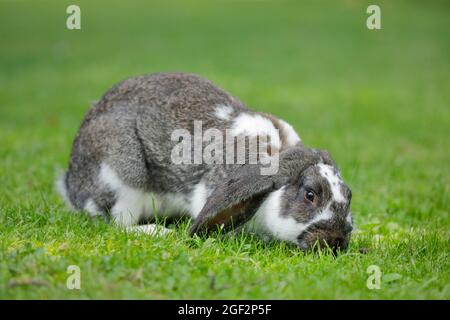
[59,73,353,251]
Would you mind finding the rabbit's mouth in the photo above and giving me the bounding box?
[297,223,352,254]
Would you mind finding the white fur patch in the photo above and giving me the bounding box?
[159,193,190,217]
[278,119,301,146]
[317,163,345,203]
[231,113,281,150]
[84,198,100,217]
[214,104,234,120]
[247,187,335,244]
[346,212,353,226]
[189,182,210,219]
[247,187,301,243]
[98,163,189,226]
[125,224,172,236]
[98,163,156,226]
[55,172,74,210]
[310,203,334,224]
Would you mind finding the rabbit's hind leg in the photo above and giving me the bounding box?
[63,159,172,234]
[96,162,152,227]
[96,162,172,236]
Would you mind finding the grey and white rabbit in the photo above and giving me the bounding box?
[58,72,353,252]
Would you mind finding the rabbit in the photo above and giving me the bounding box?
[57,72,353,252]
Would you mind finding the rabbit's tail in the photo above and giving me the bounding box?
[55,170,76,210]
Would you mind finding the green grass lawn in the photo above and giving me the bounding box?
[0,0,449,299]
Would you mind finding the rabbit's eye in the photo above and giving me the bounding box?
[304,190,316,203]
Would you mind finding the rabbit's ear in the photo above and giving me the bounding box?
[189,164,287,235]
[189,146,333,236]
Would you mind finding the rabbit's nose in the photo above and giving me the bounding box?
[297,224,350,253]
[324,236,348,254]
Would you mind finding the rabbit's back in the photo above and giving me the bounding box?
[64,73,249,211]
[89,72,246,118]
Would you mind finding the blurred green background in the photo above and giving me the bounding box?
[0,0,448,299]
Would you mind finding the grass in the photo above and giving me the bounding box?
[0,0,449,299]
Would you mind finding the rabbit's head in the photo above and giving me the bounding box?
[190,146,353,253]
